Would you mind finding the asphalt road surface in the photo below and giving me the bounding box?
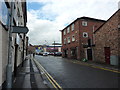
[35,55,119,88]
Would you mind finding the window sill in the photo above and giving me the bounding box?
[0,21,8,31]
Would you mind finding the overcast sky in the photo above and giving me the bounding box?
[27,0,119,45]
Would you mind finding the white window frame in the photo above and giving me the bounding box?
[71,23,74,31]
[64,38,66,44]
[83,32,88,38]
[72,35,75,41]
[64,29,66,35]
[67,37,70,43]
[67,27,70,33]
[82,21,87,26]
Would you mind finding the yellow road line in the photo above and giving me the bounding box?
[34,60,58,89]
[33,59,58,89]
[44,72,58,89]
[68,60,120,73]
[41,66,62,89]
[33,59,63,90]
[37,61,62,89]
[91,66,120,73]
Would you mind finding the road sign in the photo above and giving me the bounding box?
[12,26,29,34]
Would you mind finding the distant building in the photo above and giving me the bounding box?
[52,43,61,45]
[46,45,62,52]
[34,45,62,54]
[94,9,120,65]
[61,17,106,60]
[28,44,36,54]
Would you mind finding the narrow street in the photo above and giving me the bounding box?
[35,55,119,88]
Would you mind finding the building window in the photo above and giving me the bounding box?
[64,29,66,35]
[72,35,75,41]
[71,23,74,31]
[0,1,9,26]
[64,38,66,44]
[83,32,88,38]
[67,27,70,33]
[67,37,70,43]
[17,8,20,17]
[82,21,87,26]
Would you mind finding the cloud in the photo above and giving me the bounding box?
[27,0,119,45]
[27,11,62,45]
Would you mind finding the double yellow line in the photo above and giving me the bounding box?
[33,59,63,90]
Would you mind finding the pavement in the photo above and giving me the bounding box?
[12,55,49,89]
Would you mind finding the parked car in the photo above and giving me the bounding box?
[54,52,62,56]
[46,52,50,55]
[42,52,48,56]
[49,52,54,55]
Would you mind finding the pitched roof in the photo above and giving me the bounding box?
[94,9,120,33]
[78,17,106,22]
[61,16,106,31]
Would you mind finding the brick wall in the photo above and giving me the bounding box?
[118,9,120,61]
[94,10,120,64]
[79,20,105,60]
[62,17,105,60]
[62,20,80,59]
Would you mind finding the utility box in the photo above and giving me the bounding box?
[110,55,119,66]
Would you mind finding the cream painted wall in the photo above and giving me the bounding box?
[2,27,8,85]
[16,35,23,67]
[0,24,2,88]
[11,34,16,72]
[0,2,27,88]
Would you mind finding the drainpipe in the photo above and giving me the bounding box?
[54,41,55,54]
[92,25,95,61]
[22,34,25,67]
[78,20,81,60]
[6,1,14,88]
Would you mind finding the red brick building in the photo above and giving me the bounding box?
[94,9,120,65]
[46,45,62,52]
[61,17,106,60]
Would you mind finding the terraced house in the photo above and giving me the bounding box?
[61,17,106,60]
[0,0,28,88]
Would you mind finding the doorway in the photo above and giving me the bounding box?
[14,45,18,77]
[87,49,92,60]
[71,48,77,59]
[104,47,110,64]
[64,50,68,58]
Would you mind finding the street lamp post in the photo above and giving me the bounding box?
[6,1,14,88]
